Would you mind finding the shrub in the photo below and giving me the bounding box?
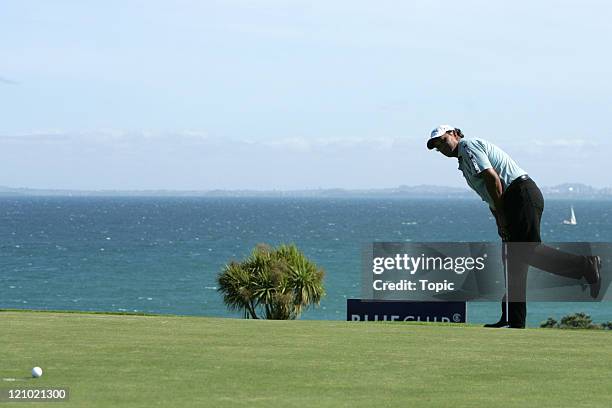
[217,243,325,320]
[540,313,604,330]
[540,317,558,328]
[558,312,599,329]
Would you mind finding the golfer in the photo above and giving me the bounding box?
[427,125,601,328]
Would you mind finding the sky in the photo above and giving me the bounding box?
[1,0,611,190]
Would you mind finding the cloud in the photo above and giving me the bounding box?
[502,138,604,152]
[248,136,403,153]
[532,139,593,148]
[1,127,609,190]
[0,130,406,153]
[0,130,69,143]
[0,129,210,144]
[0,76,18,85]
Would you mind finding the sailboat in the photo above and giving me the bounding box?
[563,205,577,225]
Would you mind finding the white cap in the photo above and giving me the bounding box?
[427,124,455,149]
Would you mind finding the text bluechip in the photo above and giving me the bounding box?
[347,299,466,323]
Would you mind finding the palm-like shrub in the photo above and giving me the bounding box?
[217,244,325,319]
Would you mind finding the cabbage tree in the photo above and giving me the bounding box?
[217,244,325,319]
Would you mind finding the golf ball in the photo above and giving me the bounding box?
[31,367,43,378]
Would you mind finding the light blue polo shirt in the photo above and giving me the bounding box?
[457,138,527,209]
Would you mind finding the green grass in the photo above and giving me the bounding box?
[1,311,611,407]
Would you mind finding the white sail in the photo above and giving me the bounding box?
[563,205,577,225]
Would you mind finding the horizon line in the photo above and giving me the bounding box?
[0,182,610,193]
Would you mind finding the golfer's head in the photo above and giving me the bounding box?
[427,125,463,157]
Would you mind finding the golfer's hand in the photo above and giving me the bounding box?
[493,210,510,241]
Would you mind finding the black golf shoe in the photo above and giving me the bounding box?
[483,319,509,328]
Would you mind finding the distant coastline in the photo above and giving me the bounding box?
[1,183,611,199]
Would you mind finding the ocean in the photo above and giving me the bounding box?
[1,196,611,327]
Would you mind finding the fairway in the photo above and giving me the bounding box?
[1,311,611,407]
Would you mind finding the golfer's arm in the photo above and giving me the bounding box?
[480,168,504,216]
[489,207,499,224]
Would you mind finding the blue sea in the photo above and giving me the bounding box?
[1,196,611,327]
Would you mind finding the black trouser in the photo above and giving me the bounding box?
[501,177,588,327]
